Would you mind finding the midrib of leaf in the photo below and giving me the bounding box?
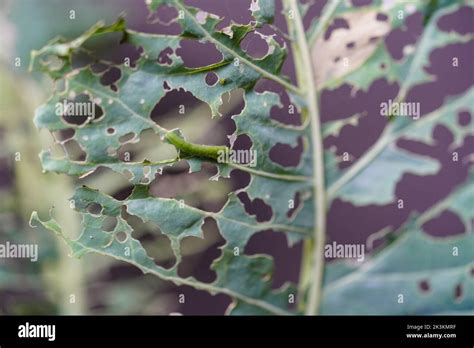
[70,78,309,182]
[171,0,302,95]
[284,0,327,315]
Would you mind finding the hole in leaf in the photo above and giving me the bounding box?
[228,134,255,165]
[119,132,136,144]
[218,88,245,116]
[79,167,132,197]
[346,41,355,49]
[140,229,176,270]
[63,139,86,161]
[437,5,474,35]
[151,89,205,123]
[239,31,269,59]
[91,104,104,122]
[118,129,176,163]
[115,231,128,243]
[176,39,222,68]
[158,47,173,65]
[418,279,430,293]
[232,134,252,151]
[48,141,67,158]
[454,283,463,301]
[324,17,349,40]
[254,79,302,126]
[120,206,146,232]
[150,163,232,213]
[100,67,121,86]
[91,62,109,73]
[457,110,471,127]
[151,91,218,144]
[87,203,102,215]
[205,72,219,86]
[60,94,104,126]
[177,218,225,283]
[80,30,131,65]
[112,185,134,201]
[102,216,117,232]
[229,169,251,192]
[148,4,179,26]
[237,192,273,223]
[53,128,75,142]
[245,230,302,290]
[61,109,89,127]
[269,137,303,167]
[422,210,465,237]
[376,13,389,21]
[42,54,64,71]
[71,50,94,69]
[385,12,423,61]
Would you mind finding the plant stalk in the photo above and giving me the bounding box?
[284,0,327,315]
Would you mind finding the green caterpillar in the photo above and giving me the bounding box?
[165,130,228,160]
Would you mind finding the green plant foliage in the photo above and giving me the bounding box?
[31,0,473,315]
[323,175,474,314]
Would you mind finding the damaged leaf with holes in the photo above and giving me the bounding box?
[31,0,474,315]
[32,0,309,315]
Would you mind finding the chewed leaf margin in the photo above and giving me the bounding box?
[30,0,313,315]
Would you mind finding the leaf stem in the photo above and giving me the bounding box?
[284,0,327,315]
